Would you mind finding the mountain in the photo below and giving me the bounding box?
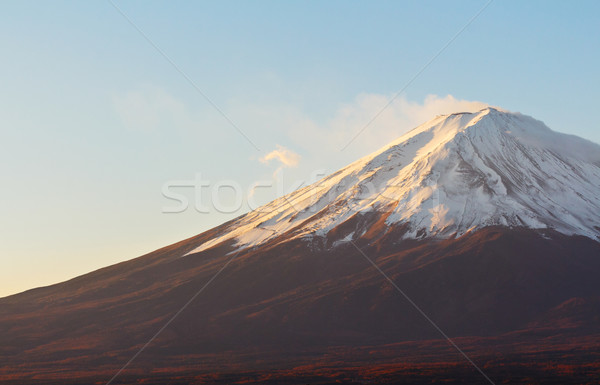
[1,108,600,385]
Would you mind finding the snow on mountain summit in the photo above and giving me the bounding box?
[188,108,600,255]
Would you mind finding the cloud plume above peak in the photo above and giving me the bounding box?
[285,93,490,158]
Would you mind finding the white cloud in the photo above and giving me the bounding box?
[288,94,489,157]
[259,145,301,167]
[221,93,490,179]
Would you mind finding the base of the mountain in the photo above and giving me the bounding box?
[1,225,599,384]
[2,336,600,384]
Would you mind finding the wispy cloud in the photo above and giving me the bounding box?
[222,93,490,173]
[289,93,489,156]
[259,145,301,168]
[112,86,193,134]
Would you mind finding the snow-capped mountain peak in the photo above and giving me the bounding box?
[188,108,600,255]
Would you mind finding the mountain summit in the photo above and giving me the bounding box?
[190,108,600,255]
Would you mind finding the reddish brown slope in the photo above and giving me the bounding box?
[1,223,599,384]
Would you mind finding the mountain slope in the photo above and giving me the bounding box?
[189,108,600,255]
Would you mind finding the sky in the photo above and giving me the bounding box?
[1,0,599,297]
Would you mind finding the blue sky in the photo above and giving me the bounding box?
[1,0,599,296]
